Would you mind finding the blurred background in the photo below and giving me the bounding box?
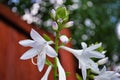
[0,0,120,79]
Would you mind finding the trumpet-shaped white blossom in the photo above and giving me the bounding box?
[41,65,52,80]
[22,11,33,24]
[60,42,105,80]
[56,57,66,80]
[94,66,120,80]
[19,29,57,72]
[22,10,41,24]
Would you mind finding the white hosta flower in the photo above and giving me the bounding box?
[32,3,40,9]
[60,35,69,44]
[63,21,74,28]
[19,29,57,72]
[56,57,66,80]
[22,12,33,24]
[31,3,40,15]
[60,42,105,80]
[94,66,120,80]
[52,22,58,30]
[97,57,108,65]
[31,8,39,15]
[41,65,52,80]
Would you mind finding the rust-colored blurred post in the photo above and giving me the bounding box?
[0,3,77,80]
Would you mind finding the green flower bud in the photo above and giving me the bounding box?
[56,7,69,22]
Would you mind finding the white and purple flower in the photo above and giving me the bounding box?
[94,66,120,80]
[19,29,57,72]
[60,42,105,80]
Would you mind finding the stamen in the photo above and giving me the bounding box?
[31,57,37,65]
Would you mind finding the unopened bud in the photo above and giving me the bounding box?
[98,57,108,65]
[52,22,58,30]
[64,21,74,28]
[57,18,63,23]
[51,9,56,19]
[60,35,69,44]
[102,51,107,54]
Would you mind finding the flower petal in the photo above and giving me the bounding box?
[82,67,87,80]
[98,57,108,65]
[88,60,100,74]
[46,45,57,57]
[41,65,52,80]
[60,46,82,55]
[20,48,38,60]
[37,50,46,72]
[19,39,36,47]
[81,42,87,49]
[99,66,106,75]
[94,67,117,80]
[30,29,46,43]
[86,43,102,51]
[56,57,66,80]
[80,61,87,80]
[87,51,105,58]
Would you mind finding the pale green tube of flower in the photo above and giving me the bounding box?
[41,65,52,80]
[56,57,66,80]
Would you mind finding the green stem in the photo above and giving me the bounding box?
[54,30,60,80]
[55,31,59,53]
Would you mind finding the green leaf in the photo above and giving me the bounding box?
[66,72,70,76]
[45,58,53,66]
[76,73,82,80]
[43,34,51,41]
[95,42,105,52]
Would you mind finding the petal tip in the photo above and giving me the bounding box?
[20,56,26,60]
[20,54,30,60]
[38,66,43,72]
[31,28,35,32]
[30,28,36,35]
[18,40,23,45]
[99,42,102,46]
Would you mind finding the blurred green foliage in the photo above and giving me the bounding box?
[70,0,120,65]
[1,0,120,65]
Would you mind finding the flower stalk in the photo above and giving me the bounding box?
[54,30,60,80]
[54,20,63,79]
